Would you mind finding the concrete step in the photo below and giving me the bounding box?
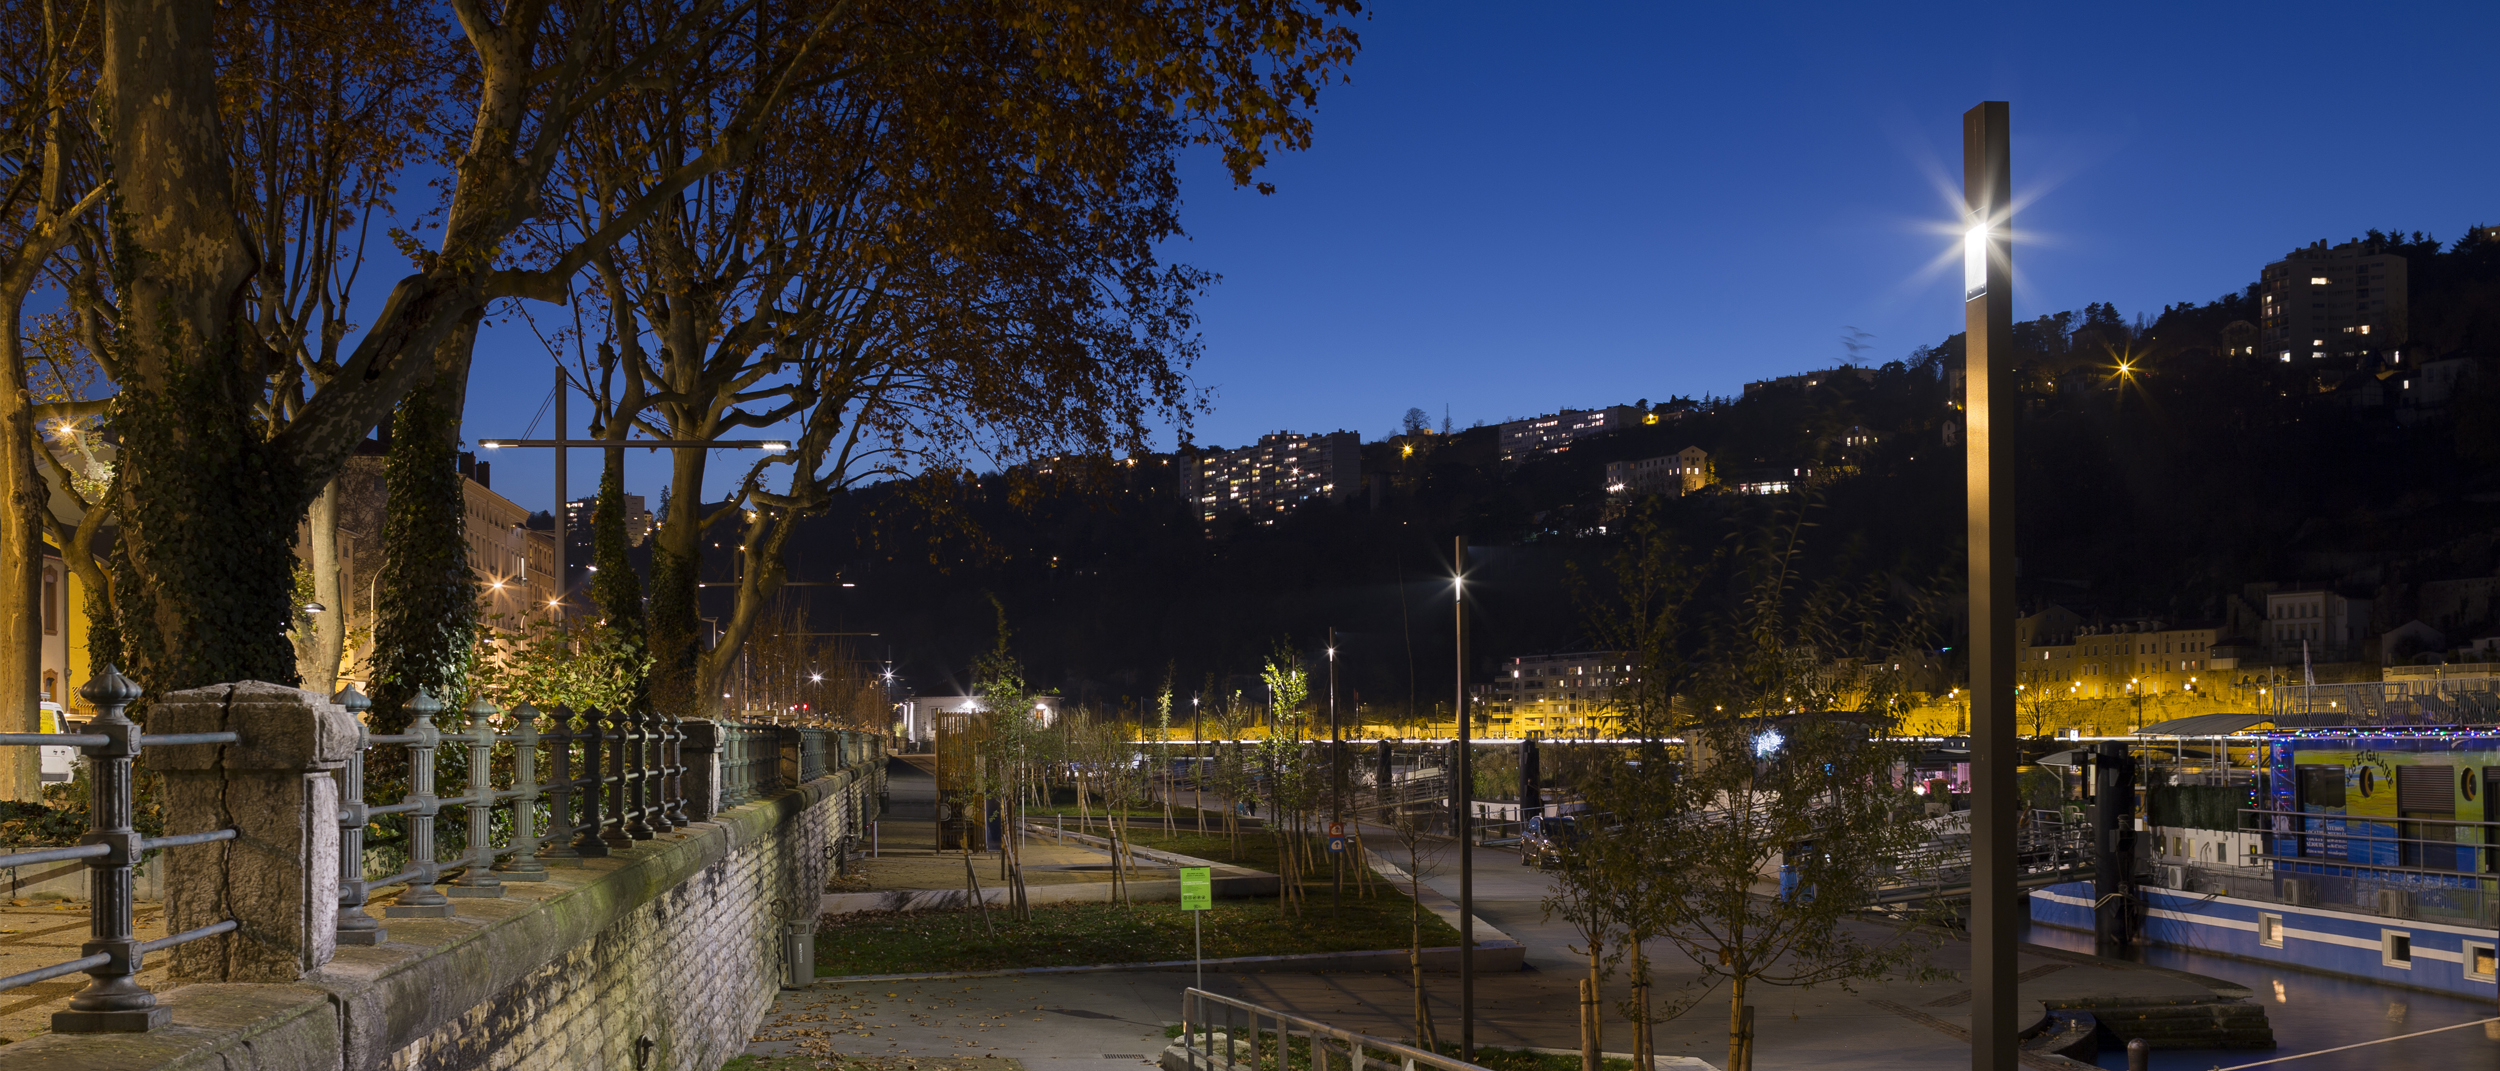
[2071,1001,2274,1049]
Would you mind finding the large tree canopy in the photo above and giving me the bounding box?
[0,0,1362,717]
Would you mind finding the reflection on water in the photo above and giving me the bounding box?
[2019,921,2499,1070]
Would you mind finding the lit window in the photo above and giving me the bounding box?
[2358,325,2371,335]
[2310,276,2329,285]
[2469,941,2499,983]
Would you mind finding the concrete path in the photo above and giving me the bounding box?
[755,773,2244,1069]
[746,970,1192,1070]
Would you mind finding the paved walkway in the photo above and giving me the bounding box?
[754,775,2245,1069]
[0,895,169,1044]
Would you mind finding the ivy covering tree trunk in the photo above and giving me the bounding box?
[646,451,705,717]
[367,388,476,722]
[589,447,649,705]
[114,358,306,698]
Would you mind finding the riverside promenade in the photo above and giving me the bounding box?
[740,765,2263,1069]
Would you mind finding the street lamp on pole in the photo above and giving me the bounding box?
[1962,99,2019,1071]
[1451,536,1475,1060]
[1328,627,1342,912]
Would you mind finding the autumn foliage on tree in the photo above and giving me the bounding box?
[0,0,1363,776]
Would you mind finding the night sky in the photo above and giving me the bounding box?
[458,0,2500,515]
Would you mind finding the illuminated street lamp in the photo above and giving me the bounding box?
[1961,99,2020,1071]
[1450,536,1477,1059]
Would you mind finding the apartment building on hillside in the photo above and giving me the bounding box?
[1604,446,1713,498]
[2064,620,2224,698]
[2260,241,2408,364]
[2264,588,2373,664]
[1482,651,1634,737]
[1181,430,1361,525]
[1498,406,1641,465]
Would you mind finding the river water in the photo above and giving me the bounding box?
[2021,921,2500,1070]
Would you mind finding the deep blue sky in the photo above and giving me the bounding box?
[462,0,2500,513]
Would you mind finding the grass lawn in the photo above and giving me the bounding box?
[815,826,1458,976]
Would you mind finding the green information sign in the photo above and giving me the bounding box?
[1179,866,1213,911]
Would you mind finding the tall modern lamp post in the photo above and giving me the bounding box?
[1452,536,1475,1059]
[1963,99,2018,1071]
[1329,626,1342,911]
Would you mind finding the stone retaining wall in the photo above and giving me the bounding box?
[4,759,882,1071]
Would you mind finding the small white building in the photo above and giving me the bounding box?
[895,694,1061,747]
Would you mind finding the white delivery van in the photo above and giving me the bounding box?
[38,701,77,782]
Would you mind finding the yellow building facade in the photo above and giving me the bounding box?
[2064,621,2222,699]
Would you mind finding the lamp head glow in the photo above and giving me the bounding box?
[1963,223,1989,301]
[480,440,505,449]
[761,441,789,453]
[303,602,327,614]
[1753,729,1784,758]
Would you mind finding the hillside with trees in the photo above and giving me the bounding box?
[745,225,2500,712]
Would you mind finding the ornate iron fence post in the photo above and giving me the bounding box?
[501,703,548,880]
[625,706,655,840]
[52,667,166,1033]
[601,708,635,850]
[334,687,385,945]
[643,706,675,834]
[387,690,456,918]
[541,704,583,864]
[447,699,504,897]
[662,710,690,827]
[575,707,613,857]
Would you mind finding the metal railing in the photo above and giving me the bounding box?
[342,696,864,928]
[1177,987,1493,1071]
[2233,805,2500,924]
[1873,809,2093,904]
[0,667,242,1032]
[2268,681,2500,726]
[716,721,789,809]
[0,666,883,1034]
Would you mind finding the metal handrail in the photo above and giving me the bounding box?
[0,666,241,1035]
[1,670,880,1034]
[1179,987,1492,1071]
[353,701,861,925]
[2245,805,2499,876]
